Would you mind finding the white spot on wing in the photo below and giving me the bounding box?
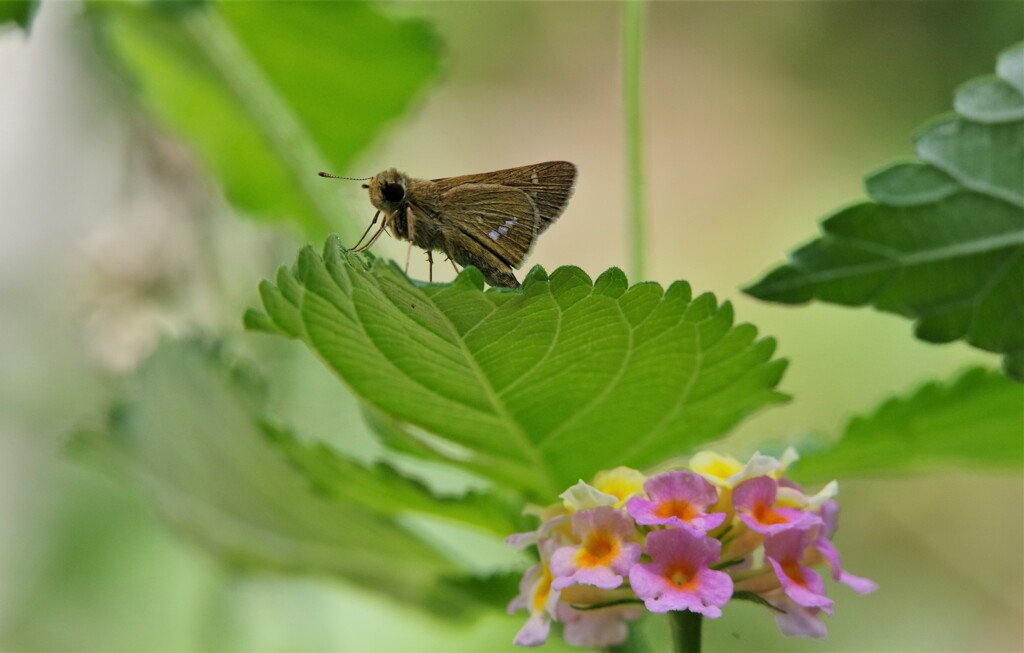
[498,226,509,235]
[505,219,515,226]
[531,172,539,184]
[488,230,500,241]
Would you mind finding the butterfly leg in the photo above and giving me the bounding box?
[348,210,380,251]
[448,257,460,275]
[404,242,413,274]
[352,219,388,252]
[427,250,434,282]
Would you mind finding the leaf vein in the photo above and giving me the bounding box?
[537,297,635,449]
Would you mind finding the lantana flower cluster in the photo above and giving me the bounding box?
[506,450,876,647]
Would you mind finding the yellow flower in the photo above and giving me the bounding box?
[591,466,647,508]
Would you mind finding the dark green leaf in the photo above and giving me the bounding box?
[0,0,37,30]
[429,571,523,615]
[792,366,1024,482]
[745,42,1024,379]
[248,237,789,499]
[85,1,441,238]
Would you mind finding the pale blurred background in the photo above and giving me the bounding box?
[0,1,1021,651]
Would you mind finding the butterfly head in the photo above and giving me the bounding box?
[367,168,408,212]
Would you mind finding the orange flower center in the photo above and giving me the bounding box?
[655,498,698,522]
[577,532,620,568]
[752,501,787,525]
[665,562,699,591]
[782,560,808,588]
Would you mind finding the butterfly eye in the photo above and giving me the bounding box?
[382,182,405,203]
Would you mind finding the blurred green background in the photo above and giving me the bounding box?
[0,1,1021,651]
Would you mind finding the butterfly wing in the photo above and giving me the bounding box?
[432,161,576,236]
[437,183,541,268]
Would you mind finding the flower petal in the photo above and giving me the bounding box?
[591,466,647,507]
[629,529,733,617]
[561,480,619,512]
[767,590,828,639]
[734,477,821,535]
[550,507,640,590]
[765,530,833,614]
[627,470,727,532]
[558,602,642,648]
[513,609,553,647]
[815,537,878,594]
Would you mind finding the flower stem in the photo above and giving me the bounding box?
[669,610,702,653]
[622,0,647,281]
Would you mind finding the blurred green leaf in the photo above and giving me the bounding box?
[792,366,1024,483]
[745,42,1024,380]
[0,0,37,30]
[263,423,521,535]
[86,0,441,238]
[247,237,789,499]
[77,340,506,611]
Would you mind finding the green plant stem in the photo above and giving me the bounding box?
[669,610,703,652]
[623,0,647,281]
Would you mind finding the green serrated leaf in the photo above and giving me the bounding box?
[792,366,1024,482]
[997,42,1024,95]
[256,277,303,338]
[745,42,1024,379]
[242,307,282,334]
[955,75,1024,123]
[85,1,441,238]
[249,236,789,499]
[864,163,960,206]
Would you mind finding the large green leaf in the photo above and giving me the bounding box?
[745,42,1024,380]
[791,366,1024,483]
[246,237,789,499]
[264,423,520,535]
[86,1,441,238]
[76,341,506,611]
[0,0,37,30]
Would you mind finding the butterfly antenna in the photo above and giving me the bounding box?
[318,171,372,181]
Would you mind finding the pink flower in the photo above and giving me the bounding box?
[813,501,878,594]
[626,470,727,533]
[733,476,821,535]
[628,528,734,617]
[551,507,642,591]
[763,529,833,614]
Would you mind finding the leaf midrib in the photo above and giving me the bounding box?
[419,283,561,497]
[764,229,1024,293]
